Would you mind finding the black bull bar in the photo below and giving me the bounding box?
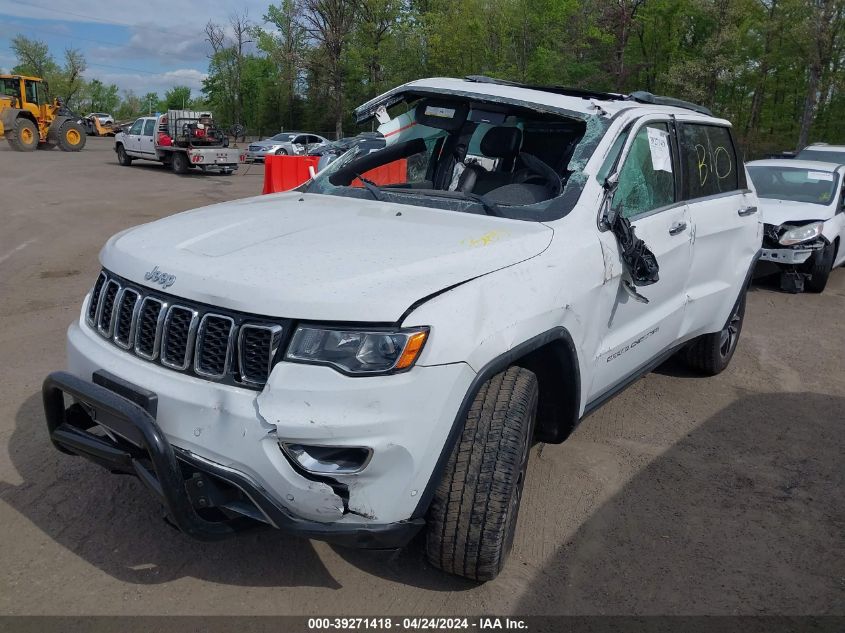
[42,370,424,547]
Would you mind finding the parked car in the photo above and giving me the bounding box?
[42,77,761,582]
[796,143,845,165]
[246,132,328,161]
[747,159,845,292]
[308,132,386,170]
[87,112,114,125]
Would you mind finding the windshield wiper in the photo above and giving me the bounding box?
[462,191,504,217]
[355,173,383,201]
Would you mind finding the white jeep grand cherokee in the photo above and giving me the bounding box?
[43,77,762,581]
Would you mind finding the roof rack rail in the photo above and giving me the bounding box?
[464,75,713,116]
[627,91,712,116]
[464,75,624,103]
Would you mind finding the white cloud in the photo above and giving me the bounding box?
[85,67,208,94]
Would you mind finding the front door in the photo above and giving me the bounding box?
[125,119,144,155]
[589,120,693,402]
[139,118,157,156]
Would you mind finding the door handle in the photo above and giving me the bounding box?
[668,221,687,236]
[738,206,758,216]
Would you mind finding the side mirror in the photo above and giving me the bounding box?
[600,173,620,229]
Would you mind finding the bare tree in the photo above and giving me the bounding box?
[205,12,253,138]
[300,0,357,138]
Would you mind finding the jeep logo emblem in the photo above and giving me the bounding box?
[144,266,176,289]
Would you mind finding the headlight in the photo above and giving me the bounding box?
[285,326,429,375]
[779,222,823,245]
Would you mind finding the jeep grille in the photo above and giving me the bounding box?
[85,270,288,389]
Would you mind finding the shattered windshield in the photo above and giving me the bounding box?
[748,166,840,206]
[304,96,607,221]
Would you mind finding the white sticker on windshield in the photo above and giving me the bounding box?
[647,127,672,173]
[807,171,833,181]
[425,106,456,119]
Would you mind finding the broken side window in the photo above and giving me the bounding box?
[611,123,675,219]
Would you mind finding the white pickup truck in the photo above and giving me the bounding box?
[114,110,244,175]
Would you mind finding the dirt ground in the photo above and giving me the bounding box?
[0,138,842,616]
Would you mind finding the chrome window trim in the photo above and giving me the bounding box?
[238,324,283,385]
[96,279,122,338]
[193,313,236,379]
[112,288,142,349]
[134,296,168,361]
[160,305,200,371]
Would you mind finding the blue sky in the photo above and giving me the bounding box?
[0,0,269,97]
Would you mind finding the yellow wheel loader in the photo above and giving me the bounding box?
[0,74,86,152]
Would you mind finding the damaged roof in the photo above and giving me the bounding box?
[355,77,726,125]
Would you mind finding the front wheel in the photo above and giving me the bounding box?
[426,366,538,581]
[116,144,133,166]
[275,148,288,155]
[57,121,86,151]
[805,243,834,293]
[684,289,746,376]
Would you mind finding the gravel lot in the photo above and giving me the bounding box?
[0,137,842,616]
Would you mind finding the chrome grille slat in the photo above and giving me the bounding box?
[86,272,107,326]
[239,324,283,385]
[194,314,236,378]
[96,280,121,337]
[113,288,141,349]
[86,270,285,388]
[161,306,199,370]
[134,297,167,360]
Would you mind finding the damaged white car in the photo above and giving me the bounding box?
[747,159,845,293]
[43,76,761,581]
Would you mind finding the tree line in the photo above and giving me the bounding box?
[5,0,845,156]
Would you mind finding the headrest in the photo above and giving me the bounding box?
[414,99,468,132]
[480,126,523,158]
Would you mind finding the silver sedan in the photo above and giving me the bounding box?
[245,132,328,161]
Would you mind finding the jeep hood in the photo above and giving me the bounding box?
[758,198,834,226]
[100,192,553,322]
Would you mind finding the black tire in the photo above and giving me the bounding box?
[6,118,39,151]
[275,148,288,155]
[116,144,133,166]
[426,366,538,581]
[684,289,746,376]
[805,243,834,293]
[172,152,189,174]
[57,121,86,151]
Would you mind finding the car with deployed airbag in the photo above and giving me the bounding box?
[42,76,761,581]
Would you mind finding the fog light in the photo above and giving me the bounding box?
[281,443,372,475]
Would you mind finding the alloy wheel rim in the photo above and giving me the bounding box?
[719,305,742,358]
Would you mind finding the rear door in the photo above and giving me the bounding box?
[678,122,760,338]
[589,118,693,401]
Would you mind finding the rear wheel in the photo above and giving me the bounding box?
[684,289,746,376]
[6,118,39,151]
[116,144,133,166]
[172,151,189,174]
[57,121,86,151]
[426,366,538,581]
[805,243,834,293]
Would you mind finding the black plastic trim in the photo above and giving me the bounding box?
[410,326,580,519]
[42,371,424,548]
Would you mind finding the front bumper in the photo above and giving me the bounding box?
[760,246,819,265]
[43,370,424,547]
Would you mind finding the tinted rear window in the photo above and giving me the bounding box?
[796,149,845,165]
